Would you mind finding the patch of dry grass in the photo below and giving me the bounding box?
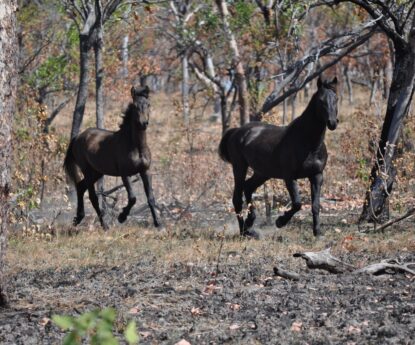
[7,223,414,275]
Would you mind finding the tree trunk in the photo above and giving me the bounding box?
[70,35,90,139]
[220,93,230,133]
[94,22,105,209]
[0,0,18,307]
[121,5,130,78]
[182,52,190,126]
[94,33,104,129]
[344,65,353,104]
[360,38,415,222]
[290,93,297,121]
[215,0,249,126]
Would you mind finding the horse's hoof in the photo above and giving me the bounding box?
[313,229,323,237]
[118,213,127,223]
[73,216,83,226]
[241,228,261,240]
[244,213,256,228]
[101,222,109,231]
[275,216,288,228]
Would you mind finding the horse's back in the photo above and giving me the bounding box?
[71,128,120,176]
[223,122,327,179]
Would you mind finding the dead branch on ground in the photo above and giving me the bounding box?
[273,248,415,281]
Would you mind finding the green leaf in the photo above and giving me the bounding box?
[62,331,81,345]
[99,307,117,324]
[52,315,74,330]
[124,321,139,345]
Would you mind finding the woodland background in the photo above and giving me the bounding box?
[0,1,414,344]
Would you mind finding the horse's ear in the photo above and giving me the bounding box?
[131,86,136,98]
[317,76,323,89]
[331,76,338,85]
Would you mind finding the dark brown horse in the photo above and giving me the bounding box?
[219,77,338,237]
[64,85,161,229]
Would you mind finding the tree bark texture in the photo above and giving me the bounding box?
[70,35,91,139]
[94,28,104,129]
[182,52,190,125]
[0,0,18,307]
[215,0,249,126]
[361,16,415,222]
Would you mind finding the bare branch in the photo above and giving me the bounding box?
[258,26,375,117]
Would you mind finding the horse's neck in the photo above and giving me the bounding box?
[296,98,326,150]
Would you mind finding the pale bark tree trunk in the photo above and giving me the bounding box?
[182,51,190,125]
[94,7,105,208]
[0,0,18,307]
[121,5,130,78]
[94,27,104,128]
[344,65,353,104]
[215,0,249,126]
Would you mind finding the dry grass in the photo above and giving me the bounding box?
[7,222,415,275]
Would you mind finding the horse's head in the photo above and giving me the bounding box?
[130,85,151,130]
[316,76,338,131]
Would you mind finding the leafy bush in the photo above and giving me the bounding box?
[52,308,139,345]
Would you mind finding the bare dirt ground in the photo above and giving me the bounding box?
[2,211,414,344]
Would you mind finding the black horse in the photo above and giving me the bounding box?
[64,85,161,229]
[219,77,338,237]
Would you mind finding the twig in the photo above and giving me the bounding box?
[361,207,415,233]
[273,266,301,281]
[215,231,225,276]
[97,176,140,197]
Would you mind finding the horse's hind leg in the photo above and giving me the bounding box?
[243,173,267,230]
[73,180,87,226]
[118,176,136,223]
[140,171,161,227]
[231,164,249,236]
[85,172,107,230]
[276,179,301,228]
[309,173,323,236]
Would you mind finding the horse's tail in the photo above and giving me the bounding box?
[63,138,81,185]
[218,128,237,163]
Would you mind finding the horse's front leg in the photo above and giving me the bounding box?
[309,173,323,237]
[140,171,161,227]
[276,179,302,228]
[118,176,137,223]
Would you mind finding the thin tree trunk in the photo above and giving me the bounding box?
[0,0,18,307]
[70,35,90,139]
[291,93,297,121]
[94,19,105,209]
[121,5,130,78]
[215,0,249,126]
[94,35,104,129]
[220,93,230,133]
[182,52,190,125]
[344,65,353,104]
[361,36,415,222]
[282,91,287,125]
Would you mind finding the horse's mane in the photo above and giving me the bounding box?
[119,97,150,131]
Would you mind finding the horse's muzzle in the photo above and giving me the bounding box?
[140,122,149,130]
[327,119,338,131]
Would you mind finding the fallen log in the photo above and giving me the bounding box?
[273,266,301,281]
[273,248,415,280]
[293,248,355,274]
[353,259,415,276]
